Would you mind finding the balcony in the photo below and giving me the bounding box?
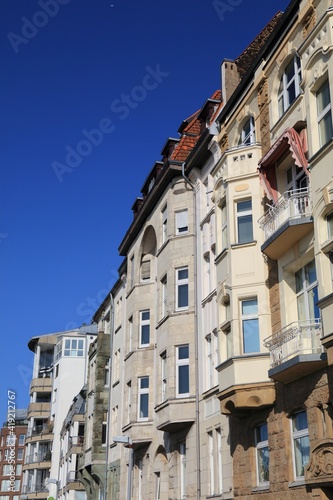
[28,402,51,418]
[66,471,84,491]
[68,435,84,454]
[154,397,195,433]
[258,188,313,259]
[22,483,49,496]
[264,320,326,383]
[30,377,53,393]
[25,451,52,464]
[216,354,275,415]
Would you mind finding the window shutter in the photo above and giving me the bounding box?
[141,259,150,280]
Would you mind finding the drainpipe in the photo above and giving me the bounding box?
[181,162,201,500]
[104,292,115,500]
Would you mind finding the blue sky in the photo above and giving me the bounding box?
[0,0,290,423]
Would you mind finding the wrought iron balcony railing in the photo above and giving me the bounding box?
[264,319,323,368]
[258,187,312,241]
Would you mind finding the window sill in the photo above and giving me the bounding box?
[230,240,257,249]
[214,247,228,264]
[288,479,305,488]
[252,483,270,492]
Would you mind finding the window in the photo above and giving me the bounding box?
[216,428,223,494]
[161,274,167,318]
[317,79,332,147]
[255,423,269,485]
[64,338,84,357]
[141,256,151,281]
[139,310,150,347]
[295,260,319,321]
[16,464,22,475]
[176,267,189,310]
[113,349,120,383]
[162,205,168,243]
[127,381,131,423]
[208,431,214,495]
[17,448,23,461]
[138,376,149,420]
[161,351,167,401]
[104,358,110,386]
[236,200,253,244]
[278,55,302,116]
[176,209,188,235]
[102,411,107,446]
[6,434,15,446]
[155,472,161,500]
[180,442,186,499]
[128,316,133,352]
[130,255,135,288]
[239,116,255,145]
[2,465,11,476]
[241,299,260,353]
[327,212,333,239]
[176,345,189,397]
[221,203,228,251]
[1,480,11,492]
[292,411,310,478]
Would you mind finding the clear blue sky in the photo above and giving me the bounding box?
[0,0,290,423]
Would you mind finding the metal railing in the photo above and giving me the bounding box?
[264,319,323,368]
[25,451,52,464]
[22,483,49,494]
[67,470,80,482]
[258,187,312,240]
[69,436,84,447]
[26,424,52,437]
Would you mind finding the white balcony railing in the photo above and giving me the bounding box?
[258,187,312,241]
[264,320,323,368]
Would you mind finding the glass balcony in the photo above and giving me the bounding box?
[258,188,313,259]
[264,320,326,383]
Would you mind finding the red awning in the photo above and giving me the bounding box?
[258,128,309,201]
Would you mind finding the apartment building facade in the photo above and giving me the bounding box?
[0,409,27,500]
[211,0,333,498]
[21,325,97,500]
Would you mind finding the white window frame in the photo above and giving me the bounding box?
[241,298,260,354]
[236,199,253,244]
[138,376,149,421]
[180,442,186,499]
[295,260,319,321]
[317,79,332,147]
[176,267,189,311]
[221,202,228,251]
[291,411,310,479]
[161,351,167,402]
[216,427,223,494]
[240,116,255,145]
[18,434,25,446]
[162,204,168,243]
[63,338,84,357]
[127,381,131,423]
[278,55,302,116]
[139,310,150,347]
[101,410,107,447]
[161,274,167,318]
[208,431,214,495]
[255,423,269,486]
[176,209,188,235]
[128,316,133,352]
[176,345,189,398]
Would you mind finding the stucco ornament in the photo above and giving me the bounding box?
[307,439,333,480]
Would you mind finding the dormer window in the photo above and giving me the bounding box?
[239,117,255,145]
[278,55,302,116]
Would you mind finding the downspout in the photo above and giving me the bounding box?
[104,292,115,500]
[181,162,201,500]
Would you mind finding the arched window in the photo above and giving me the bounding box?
[278,55,302,116]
